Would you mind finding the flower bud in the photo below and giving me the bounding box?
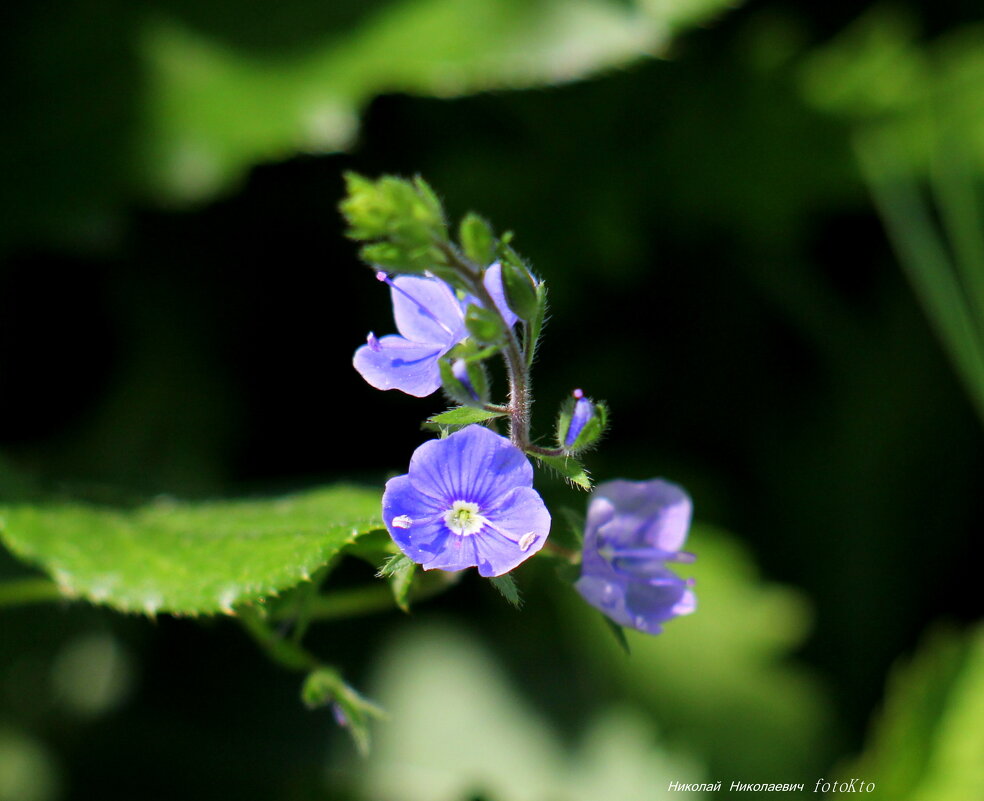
[500,260,539,322]
[558,389,607,452]
[464,303,504,344]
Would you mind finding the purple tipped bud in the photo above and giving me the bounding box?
[565,389,595,447]
[331,702,349,728]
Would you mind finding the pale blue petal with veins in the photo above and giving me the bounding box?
[353,266,515,397]
[382,425,550,577]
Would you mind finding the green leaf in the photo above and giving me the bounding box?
[847,625,984,800]
[427,407,506,426]
[459,212,495,267]
[489,574,523,609]
[0,485,383,616]
[534,453,592,490]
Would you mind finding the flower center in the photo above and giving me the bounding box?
[444,500,486,536]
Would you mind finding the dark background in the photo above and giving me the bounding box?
[2,1,983,798]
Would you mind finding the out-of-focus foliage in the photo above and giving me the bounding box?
[846,625,984,800]
[0,727,60,801]
[0,0,739,254]
[0,485,382,614]
[357,623,708,801]
[143,0,725,202]
[560,524,833,782]
[802,9,984,427]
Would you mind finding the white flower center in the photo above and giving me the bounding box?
[444,500,486,536]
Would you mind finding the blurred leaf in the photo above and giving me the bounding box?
[601,615,631,655]
[0,725,61,801]
[359,623,708,800]
[0,485,382,616]
[847,625,984,800]
[427,406,506,426]
[139,0,740,200]
[489,574,523,609]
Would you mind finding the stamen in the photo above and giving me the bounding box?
[367,332,382,352]
[518,531,538,552]
[443,500,487,536]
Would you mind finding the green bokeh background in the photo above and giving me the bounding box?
[2,1,983,799]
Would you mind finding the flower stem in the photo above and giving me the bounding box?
[238,605,320,672]
[271,570,455,623]
[524,444,567,458]
[434,240,533,448]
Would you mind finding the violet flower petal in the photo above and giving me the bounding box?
[576,478,696,634]
[353,335,446,397]
[390,275,466,346]
[381,425,550,577]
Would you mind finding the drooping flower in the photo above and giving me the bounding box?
[564,388,595,447]
[382,425,550,576]
[575,479,696,634]
[353,265,518,397]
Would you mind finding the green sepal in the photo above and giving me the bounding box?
[427,407,506,426]
[302,667,385,756]
[465,303,504,344]
[533,453,592,490]
[376,552,414,579]
[439,358,489,407]
[525,280,549,367]
[377,553,417,613]
[556,397,608,453]
[489,574,523,609]
[459,212,495,267]
[601,615,632,655]
[500,261,539,322]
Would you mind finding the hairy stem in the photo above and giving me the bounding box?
[435,240,533,447]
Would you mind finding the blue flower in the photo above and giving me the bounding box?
[564,388,595,447]
[382,425,550,577]
[353,265,517,397]
[575,479,696,634]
